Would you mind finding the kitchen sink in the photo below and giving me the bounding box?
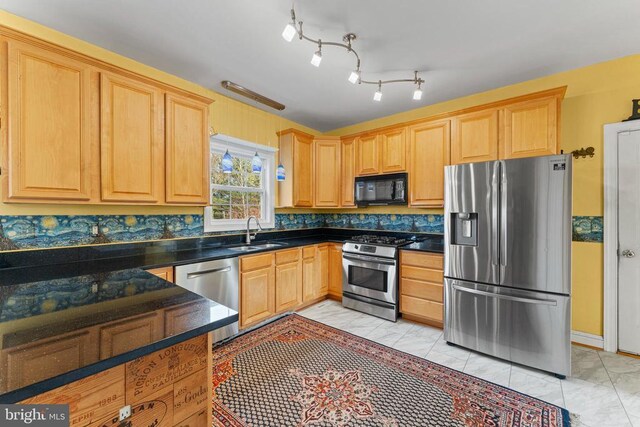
[228,242,287,252]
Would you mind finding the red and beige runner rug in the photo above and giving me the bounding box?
[212,314,571,426]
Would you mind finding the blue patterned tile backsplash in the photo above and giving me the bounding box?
[0,213,602,251]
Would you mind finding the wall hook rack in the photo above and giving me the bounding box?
[571,147,595,159]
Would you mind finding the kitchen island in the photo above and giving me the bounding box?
[0,267,238,426]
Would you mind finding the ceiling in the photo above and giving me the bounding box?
[1,1,639,131]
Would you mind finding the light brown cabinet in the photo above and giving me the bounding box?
[340,138,356,207]
[501,95,560,159]
[277,129,315,207]
[451,108,499,165]
[355,134,380,175]
[379,127,407,173]
[146,266,174,283]
[400,251,444,327]
[1,33,213,206]
[318,244,329,295]
[165,92,210,205]
[328,244,343,299]
[99,313,163,359]
[100,72,164,203]
[240,253,275,328]
[408,120,451,207]
[275,248,303,313]
[314,137,341,207]
[4,39,96,202]
[302,246,319,303]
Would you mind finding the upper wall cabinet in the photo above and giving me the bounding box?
[340,138,356,207]
[314,137,341,207]
[379,127,407,173]
[165,93,209,205]
[1,32,212,205]
[277,129,314,208]
[451,109,499,165]
[408,120,450,207]
[4,39,96,202]
[100,73,164,203]
[355,134,380,175]
[501,95,559,159]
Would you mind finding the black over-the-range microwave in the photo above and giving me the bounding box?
[354,173,408,207]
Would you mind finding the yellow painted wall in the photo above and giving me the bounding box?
[322,54,640,337]
[0,10,319,216]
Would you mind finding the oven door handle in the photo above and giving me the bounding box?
[343,254,396,266]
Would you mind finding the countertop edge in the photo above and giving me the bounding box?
[0,312,238,403]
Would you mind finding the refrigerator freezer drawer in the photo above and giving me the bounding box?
[444,278,571,377]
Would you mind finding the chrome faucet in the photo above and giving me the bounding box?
[245,216,263,244]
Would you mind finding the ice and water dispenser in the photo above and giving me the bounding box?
[450,213,478,246]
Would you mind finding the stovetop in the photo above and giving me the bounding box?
[347,234,410,247]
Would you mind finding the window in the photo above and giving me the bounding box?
[204,135,276,232]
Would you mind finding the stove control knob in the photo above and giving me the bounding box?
[354,245,359,249]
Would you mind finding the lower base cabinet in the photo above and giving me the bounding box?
[240,245,329,329]
[328,244,343,299]
[399,251,445,327]
[21,334,212,427]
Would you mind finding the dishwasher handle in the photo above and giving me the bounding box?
[186,266,232,279]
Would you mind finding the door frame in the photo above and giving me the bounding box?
[603,119,640,352]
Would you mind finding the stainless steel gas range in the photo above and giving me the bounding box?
[342,235,409,321]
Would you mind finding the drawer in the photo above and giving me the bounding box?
[401,278,443,303]
[240,253,273,271]
[401,265,443,282]
[302,246,316,259]
[275,248,300,265]
[401,251,443,269]
[400,295,443,322]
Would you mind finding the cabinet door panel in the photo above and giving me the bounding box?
[356,135,379,175]
[318,245,329,296]
[99,313,162,359]
[502,96,559,159]
[100,73,163,202]
[302,250,317,302]
[275,260,302,312]
[314,139,340,207]
[240,266,275,327]
[451,109,499,164]
[380,127,407,173]
[328,245,343,298]
[340,139,356,207]
[409,120,450,207]
[293,135,314,207]
[6,41,95,201]
[3,330,97,391]
[165,93,209,204]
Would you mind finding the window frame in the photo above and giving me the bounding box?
[204,134,277,232]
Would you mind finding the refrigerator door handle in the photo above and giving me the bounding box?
[500,160,508,267]
[452,285,558,306]
[491,161,500,266]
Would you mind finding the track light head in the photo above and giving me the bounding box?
[311,42,322,67]
[282,23,296,42]
[348,70,361,84]
[373,82,382,102]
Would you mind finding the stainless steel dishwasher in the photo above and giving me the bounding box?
[175,257,239,343]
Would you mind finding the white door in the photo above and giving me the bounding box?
[618,129,640,355]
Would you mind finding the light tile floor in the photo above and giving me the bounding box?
[298,300,640,427]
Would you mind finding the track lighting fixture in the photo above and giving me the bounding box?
[311,42,322,67]
[373,82,382,102]
[282,7,425,102]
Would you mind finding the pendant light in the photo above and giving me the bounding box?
[373,81,383,102]
[252,152,263,174]
[222,150,233,174]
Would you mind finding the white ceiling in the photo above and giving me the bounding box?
[1,0,639,131]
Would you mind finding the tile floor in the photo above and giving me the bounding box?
[298,300,640,427]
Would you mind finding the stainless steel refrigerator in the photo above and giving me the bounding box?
[443,154,572,378]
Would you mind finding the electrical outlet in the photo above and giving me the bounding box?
[92,225,99,236]
[119,405,131,421]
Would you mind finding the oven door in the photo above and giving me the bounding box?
[342,253,397,303]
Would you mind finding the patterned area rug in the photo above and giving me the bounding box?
[212,314,571,426]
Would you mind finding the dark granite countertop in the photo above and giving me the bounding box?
[401,239,445,253]
[0,268,238,403]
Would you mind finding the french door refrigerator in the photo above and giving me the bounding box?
[443,154,572,378]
